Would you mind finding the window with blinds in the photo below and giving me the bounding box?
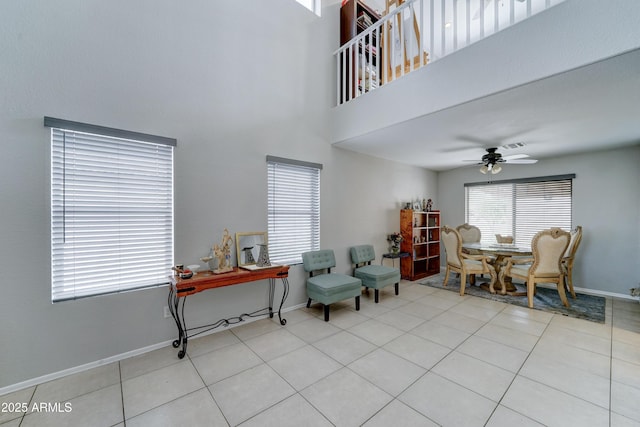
[47,117,175,302]
[465,175,574,248]
[267,156,321,265]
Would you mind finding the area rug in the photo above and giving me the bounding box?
[420,273,606,323]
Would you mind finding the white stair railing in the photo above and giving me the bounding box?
[335,0,565,106]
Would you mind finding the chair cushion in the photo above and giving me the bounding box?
[462,259,494,274]
[354,265,400,289]
[307,274,361,297]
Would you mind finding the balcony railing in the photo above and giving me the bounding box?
[334,0,565,106]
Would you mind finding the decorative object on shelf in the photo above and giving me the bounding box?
[387,232,403,254]
[242,247,256,264]
[422,198,427,211]
[212,228,234,274]
[426,198,433,212]
[404,202,411,210]
[495,234,514,244]
[256,243,271,267]
[413,201,421,211]
[200,250,215,271]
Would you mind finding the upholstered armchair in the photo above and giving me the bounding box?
[499,228,571,308]
[562,226,583,299]
[441,226,497,295]
[350,244,400,303]
[302,249,362,321]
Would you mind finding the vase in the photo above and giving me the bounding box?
[256,244,271,267]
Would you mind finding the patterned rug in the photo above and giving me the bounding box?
[420,273,606,323]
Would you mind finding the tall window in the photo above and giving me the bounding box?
[465,175,574,247]
[296,0,321,16]
[267,156,321,265]
[46,117,175,302]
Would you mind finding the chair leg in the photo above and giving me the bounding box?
[323,304,330,321]
[355,295,360,311]
[306,298,312,308]
[460,273,467,296]
[527,277,535,308]
[374,289,379,303]
[566,267,577,299]
[443,266,450,287]
[557,276,570,307]
[395,282,399,295]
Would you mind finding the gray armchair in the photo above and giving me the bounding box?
[350,244,400,303]
[302,249,362,321]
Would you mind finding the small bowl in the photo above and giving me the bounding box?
[187,264,200,275]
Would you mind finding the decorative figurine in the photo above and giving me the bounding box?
[426,198,433,212]
[242,246,256,264]
[256,243,271,267]
[212,228,234,274]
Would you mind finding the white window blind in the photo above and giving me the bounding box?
[48,118,174,302]
[267,156,321,265]
[466,176,573,248]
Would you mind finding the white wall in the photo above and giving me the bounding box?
[0,0,435,390]
[436,145,640,296]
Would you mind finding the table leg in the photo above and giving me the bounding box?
[277,278,289,326]
[168,288,188,359]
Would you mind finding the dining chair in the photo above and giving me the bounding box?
[499,228,571,308]
[302,249,362,321]
[350,244,400,303]
[562,225,583,299]
[456,223,482,245]
[441,226,497,295]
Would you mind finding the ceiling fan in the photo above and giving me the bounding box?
[468,147,538,174]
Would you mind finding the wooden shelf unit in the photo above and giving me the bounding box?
[400,209,441,280]
[340,0,382,100]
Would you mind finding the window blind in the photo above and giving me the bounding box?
[50,125,174,302]
[466,176,573,247]
[267,156,321,265]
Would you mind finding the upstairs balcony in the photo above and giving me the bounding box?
[335,0,565,106]
[331,0,640,145]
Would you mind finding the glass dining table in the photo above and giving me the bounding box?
[462,242,532,294]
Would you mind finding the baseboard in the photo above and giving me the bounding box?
[0,303,307,397]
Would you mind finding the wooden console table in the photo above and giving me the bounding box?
[168,265,290,358]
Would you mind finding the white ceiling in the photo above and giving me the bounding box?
[333,48,640,171]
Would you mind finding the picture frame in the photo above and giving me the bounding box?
[413,201,421,211]
[235,232,267,267]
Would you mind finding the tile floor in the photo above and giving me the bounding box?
[2,281,640,427]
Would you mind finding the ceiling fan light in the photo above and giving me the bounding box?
[479,164,489,174]
[492,164,502,174]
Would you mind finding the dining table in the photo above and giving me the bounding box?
[462,242,532,294]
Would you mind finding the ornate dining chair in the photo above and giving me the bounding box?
[456,223,482,245]
[302,249,362,321]
[562,225,583,299]
[499,228,571,308]
[441,226,497,295]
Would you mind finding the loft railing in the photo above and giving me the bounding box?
[334,0,565,106]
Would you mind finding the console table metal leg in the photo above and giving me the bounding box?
[268,278,276,319]
[277,277,289,326]
[168,288,188,359]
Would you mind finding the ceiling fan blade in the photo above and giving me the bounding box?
[503,153,530,161]
[506,159,538,164]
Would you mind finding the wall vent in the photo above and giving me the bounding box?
[501,142,526,150]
